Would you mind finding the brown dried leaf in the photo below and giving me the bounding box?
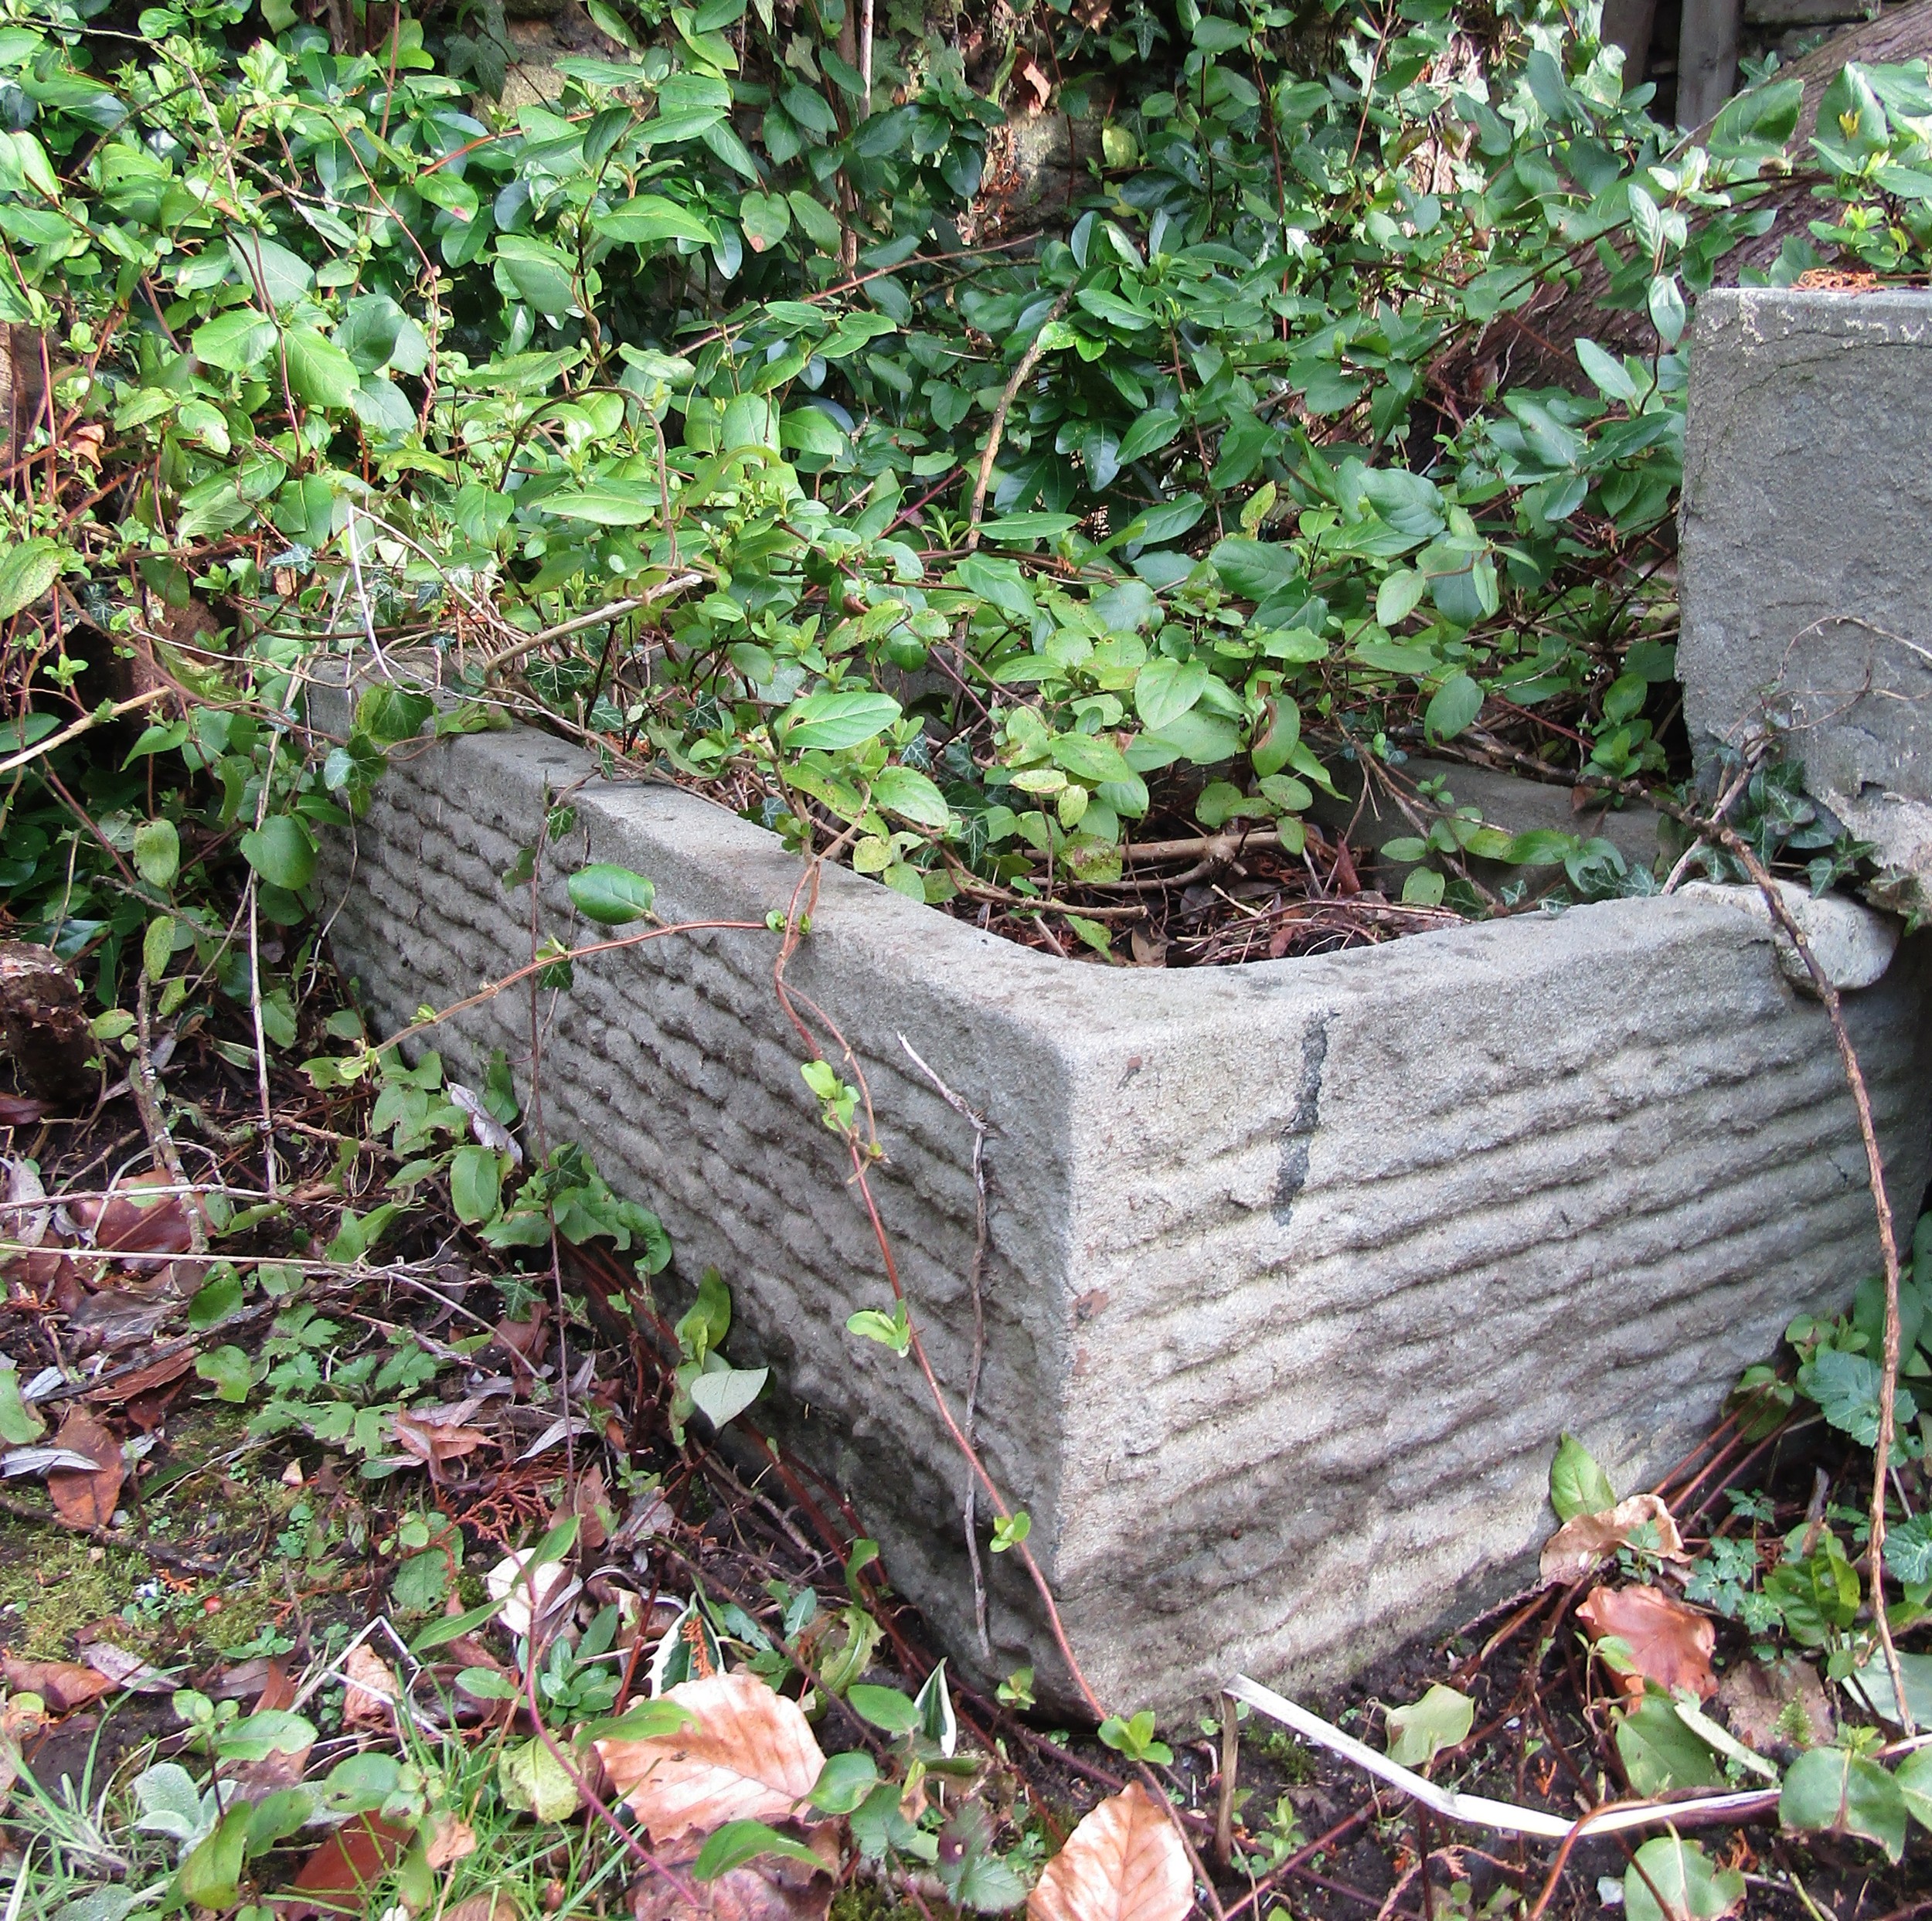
[1577,1584,1717,1702]
[77,1172,196,1256]
[1019,59,1051,110]
[426,1813,478,1869]
[446,1899,521,1921]
[1028,1783,1192,1921]
[46,1407,124,1530]
[1539,1494,1688,1587]
[81,1640,172,1693]
[87,1347,196,1405]
[0,1093,47,1127]
[596,1671,826,1842]
[1,1654,115,1712]
[341,1643,400,1723]
[391,1406,488,1481]
[631,1826,838,1921]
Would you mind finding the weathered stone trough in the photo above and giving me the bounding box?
[315,687,1932,1715]
[1682,287,1932,913]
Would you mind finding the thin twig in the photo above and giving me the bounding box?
[898,1035,995,1661]
[964,291,1073,551]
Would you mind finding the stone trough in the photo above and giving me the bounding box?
[315,689,1932,1715]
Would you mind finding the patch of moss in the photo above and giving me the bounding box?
[0,1524,148,1658]
[831,1878,930,1921]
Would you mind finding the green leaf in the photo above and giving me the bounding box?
[1384,1684,1473,1769]
[180,1806,251,1912]
[134,818,180,888]
[450,1144,503,1225]
[544,488,658,526]
[1549,1432,1616,1521]
[1614,1692,1724,1797]
[196,1345,254,1403]
[1134,658,1209,730]
[410,1596,507,1653]
[0,538,63,620]
[1896,1746,1932,1831]
[693,1821,825,1881]
[1117,406,1181,463]
[870,765,951,829]
[188,1268,245,1329]
[1781,1746,1909,1861]
[284,326,361,409]
[0,1366,44,1444]
[1116,494,1205,550]
[979,512,1079,542]
[1709,75,1804,157]
[1575,337,1638,404]
[498,1738,580,1821]
[568,862,658,925]
[240,815,316,892]
[596,194,719,246]
[739,190,791,252]
[1424,672,1483,741]
[1647,275,1686,348]
[847,1684,920,1734]
[1886,1512,1932,1586]
[781,689,903,751]
[1800,1346,1917,1446]
[810,1751,879,1814]
[1376,569,1427,627]
[688,1363,767,1430]
[1621,1836,1745,1921]
[192,308,277,372]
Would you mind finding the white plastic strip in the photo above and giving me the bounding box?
[1224,1674,1775,1841]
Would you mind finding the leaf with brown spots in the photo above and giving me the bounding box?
[46,1407,124,1530]
[1028,1784,1192,1921]
[1578,1584,1718,1702]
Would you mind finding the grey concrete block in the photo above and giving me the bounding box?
[1680,288,1932,910]
[314,693,1932,1717]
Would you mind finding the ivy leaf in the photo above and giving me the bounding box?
[567,862,656,925]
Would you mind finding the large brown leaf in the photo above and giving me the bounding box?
[272,1814,412,1919]
[1028,1784,1192,1921]
[596,1671,825,1842]
[1,1654,114,1712]
[1577,1585,1717,1702]
[46,1407,124,1531]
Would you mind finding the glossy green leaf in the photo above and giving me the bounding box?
[567,862,657,925]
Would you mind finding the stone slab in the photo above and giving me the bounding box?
[314,689,1932,1717]
[1680,287,1932,912]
